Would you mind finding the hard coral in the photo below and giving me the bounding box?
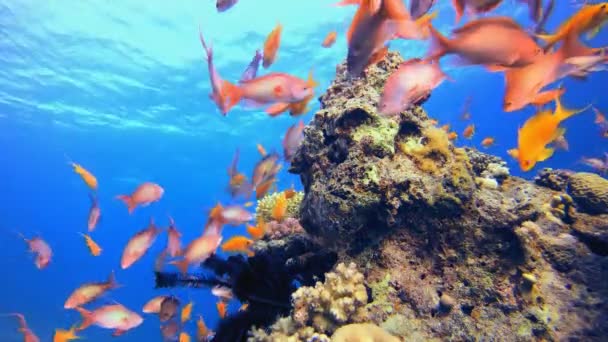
[567,172,608,215]
[266,217,306,240]
[255,191,304,223]
[331,323,400,342]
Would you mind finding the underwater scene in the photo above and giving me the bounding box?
[1,0,608,341]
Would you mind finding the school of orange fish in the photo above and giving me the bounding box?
[5,0,608,341]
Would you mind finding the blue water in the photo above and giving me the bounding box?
[0,0,607,340]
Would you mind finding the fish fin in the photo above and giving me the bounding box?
[538,148,555,162]
[535,33,556,49]
[451,0,465,23]
[366,46,389,67]
[116,195,135,214]
[531,88,565,107]
[75,307,94,331]
[241,99,267,109]
[108,270,121,289]
[485,64,510,73]
[554,95,589,121]
[307,69,319,88]
[220,81,242,114]
[265,102,290,116]
[507,148,519,160]
[413,10,438,39]
[169,259,189,275]
[426,25,450,60]
[112,329,126,337]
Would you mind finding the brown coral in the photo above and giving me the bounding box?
[567,172,608,215]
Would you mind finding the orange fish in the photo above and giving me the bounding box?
[221,236,255,256]
[244,201,255,208]
[265,93,314,117]
[263,23,283,68]
[179,332,191,342]
[3,313,40,342]
[256,144,267,157]
[166,217,182,258]
[429,119,439,125]
[18,232,52,269]
[170,232,223,274]
[508,96,586,171]
[246,218,266,240]
[239,303,249,312]
[440,124,451,132]
[322,31,337,48]
[284,187,296,199]
[536,3,608,49]
[427,17,543,68]
[142,295,168,314]
[87,194,101,232]
[594,106,606,124]
[272,192,287,222]
[116,182,164,214]
[75,304,143,336]
[120,218,162,269]
[197,315,210,339]
[79,232,102,257]
[68,159,98,191]
[216,301,227,319]
[181,301,193,323]
[252,153,282,187]
[64,271,119,309]
[227,149,253,199]
[256,177,275,199]
[447,131,458,140]
[481,137,495,147]
[451,0,503,24]
[53,325,80,342]
[463,124,475,139]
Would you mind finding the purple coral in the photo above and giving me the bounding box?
[266,218,305,239]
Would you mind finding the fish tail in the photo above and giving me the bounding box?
[198,24,212,61]
[75,307,94,331]
[107,270,121,289]
[116,195,135,214]
[554,95,588,122]
[535,33,557,49]
[265,102,291,116]
[426,24,450,60]
[169,259,190,275]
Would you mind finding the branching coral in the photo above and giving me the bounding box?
[248,263,369,341]
[256,191,304,223]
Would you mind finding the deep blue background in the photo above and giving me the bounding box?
[0,0,606,340]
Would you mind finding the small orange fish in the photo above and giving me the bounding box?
[238,303,249,312]
[322,31,337,48]
[64,271,119,309]
[447,131,458,140]
[272,192,287,222]
[179,332,191,342]
[593,106,606,124]
[429,119,439,125]
[53,325,80,342]
[481,137,495,148]
[116,182,164,214]
[284,187,296,199]
[79,232,102,257]
[120,218,162,269]
[463,124,475,139]
[87,194,101,232]
[216,301,227,319]
[181,301,193,323]
[246,218,266,240]
[451,0,504,24]
[256,178,275,199]
[142,295,168,314]
[440,124,451,132]
[244,201,255,208]
[166,217,182,258]
[536,3,608,49]
[196,315,209,339]
[170,232,223,274]
[18,232,52,269]
[3,313,39,342]
[68,159,98,191]
[263,23,283,68]
[256,144,267,157]
[221,236,255,256]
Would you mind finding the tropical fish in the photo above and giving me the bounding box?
[451,0,504,24]
[160,320,180,340]
[283,120,305,161]
[246,218,266,240]
[448,132,458,140]
[2,313,39,342]
[221,235,255,256]
[170,232,222,274]
[322,31,337,48]
[536,2,608,49]
[212,285,234,301]
[142,295,168,314]
[53,325,80,342]
[166,217,182,258]
[216,0,238,13]
[263,23,283,68]
[256,144,267,157]
[68,160,98,191]
[179,332,191,342]
[240,50,263,83]
[410,0,436,19]
[239,303,249,312]
[116,182,164,214]
[120,218,162,269]
[507,96,586,171]
[272,192,287,222]
[196,315,210,340]
[87,194,101,232]
[252,153,282,187]
[64,271,119,309]
[378,58,448,116]
[159,296,181,322]
[18,233,52,269]
[594,106,607,124]
[255,177,275,199]
[216,300,227,319]
[79,232,102,257]
[211,204,254,226]
[181,301,193,323]
[481,137,495,147]
[227,149,253,199]
[580,154,608,174]
[463,124,475,139]
[75,304,143,336]
[427,18,543,68]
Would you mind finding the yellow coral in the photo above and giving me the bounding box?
[256,191,303,222]
[398,127,451,175]
[331,323,401,342]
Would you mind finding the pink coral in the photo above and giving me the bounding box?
[266,217,305,239]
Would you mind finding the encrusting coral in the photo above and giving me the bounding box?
[331,323,400,342]
[567,172,608,215]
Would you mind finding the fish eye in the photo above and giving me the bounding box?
[504,101,513,108]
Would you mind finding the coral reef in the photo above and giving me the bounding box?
[567,172,608,215]
[255,191,304,223]
[331,323,400,342]
[265,217,306,240]
[281,51,608,341]
[248,263,368,341]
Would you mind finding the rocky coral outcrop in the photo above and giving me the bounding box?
[284,52,608,341]
[567,172,608,215]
